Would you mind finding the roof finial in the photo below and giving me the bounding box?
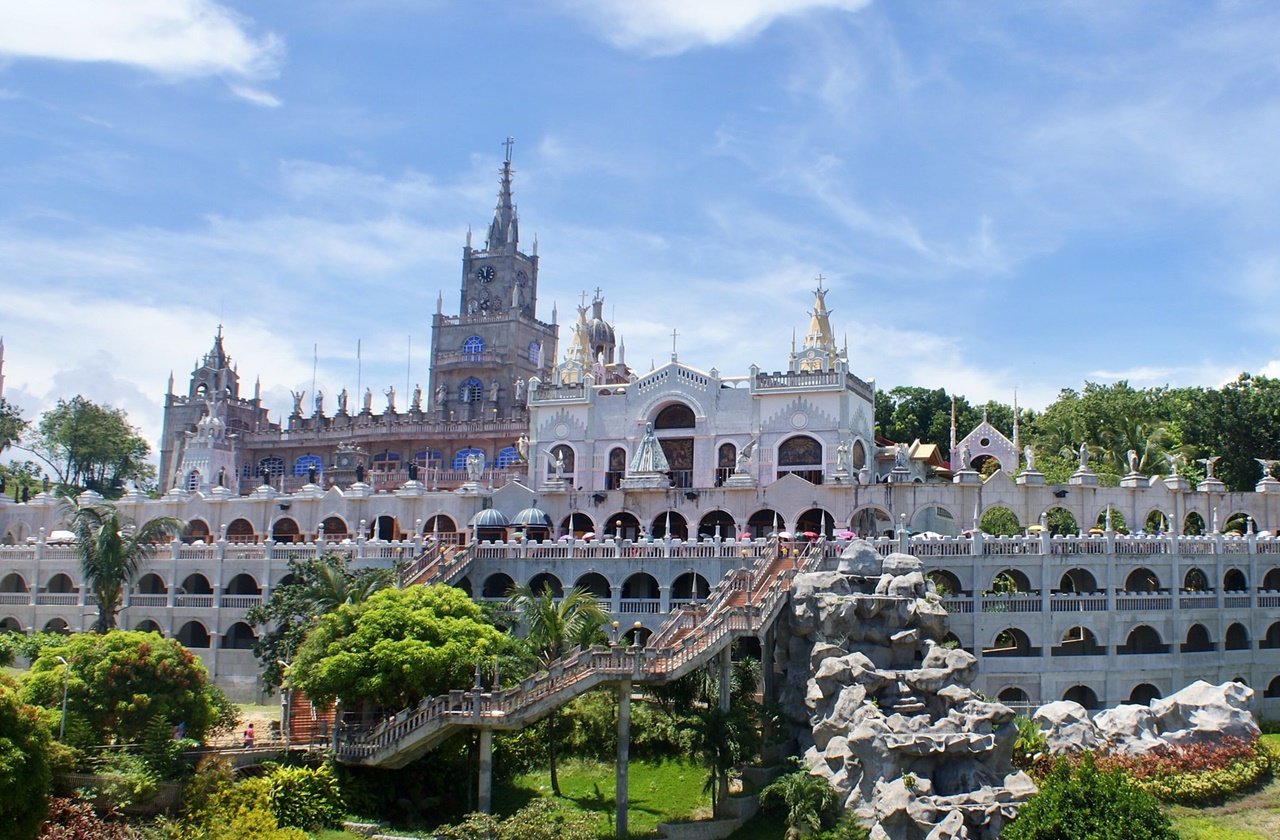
[503,135,515,163]
[671,327,679,362]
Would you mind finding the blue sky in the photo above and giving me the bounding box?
[3,0,1280,454]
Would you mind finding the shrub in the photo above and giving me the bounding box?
[759,762,841,838]
[1004,753,1175,840]
[0,682,56,840]
[90,750,158,811]
[37,796,140,840]
[1012,715,1047,771]
[433,798,597,840]
[265,763,345,830]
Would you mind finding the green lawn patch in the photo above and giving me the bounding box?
[494,757,710,838]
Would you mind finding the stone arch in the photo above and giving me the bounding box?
[621,572,659,600]
[1225,622,1250,650]
[1063,684,1100,710]
[625,625,652,646]
[134,619,162,634]
[997,686,1030,705]
[927,570,963,597]
[226,518,255,543]
[1054,626,1104,656]
[43,617,70,634]
[940,632,964,650]
[319,516,350,538]
[135,573,166,594]
[0,572,28,593]
[182,519,211,544]
[850,505,892,538]
[776,434,823,483]
[45,573,75,593]
[1183,567,1210,592]
[985,627,1035,657]
[180,573,213,595]
[1183,623,1214,653]
[1123,567,1161,592]
[1144,509,1170,533]
[1183,512,1206,535]
[574,573,611,599]
[423,515,457,536]
[370,515,400,541]
[671,572,710,600]
[989,569,1032,593]
[3,522,30,545]
[1223,511,1254,535]
[748,508,784,538]
[1095,506,1128,533]
[653,402,696,429]
[271,517,301,543]
[546,443,576,481]
[528,572,563,598]
[909,505,958,536]
[225,573,261,596]
[1223,568,1248,592]
[1129,683,1162,704]
[1262,622,1280,650]
[606,446,627,489]
[1263,568,1280,591]
[482,572,515,599]
[795,507,835,538]
[1,616,23,632]
[603,511,641,541]
[176,620,211,649]
[650,511,689,540]
[1038,507,1077,536]
[1120,624,1166,654]
[850,439,868,470]
[1266,676,1280,699]
[979,506,1020,537]
[560,512,595,538]
[222,622,257,650]
[1057,568,1098,593]
[697,510,737,539]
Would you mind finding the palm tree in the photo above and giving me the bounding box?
[505,582,607,795]
[759,762,841,839]
[305,558,393,612]
[67,501,182,633]
[686,704,758,816]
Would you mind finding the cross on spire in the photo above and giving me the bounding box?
[593,286,603,300]
[671,327,679,361]
[814,274,826,292]
[502,136,515,162]
[579,290,589,308]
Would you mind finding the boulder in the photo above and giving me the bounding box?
[838,539,883,576]
[882,552,924,576]
[1032,701,1099,753]
[1150,680,1259,747]
[1093,704,1162,755]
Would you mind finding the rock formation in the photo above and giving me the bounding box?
[778,540,1035,839]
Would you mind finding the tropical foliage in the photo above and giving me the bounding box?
[1004,753,1176,840]
[0,679,56,840]
[19,396,154,495]
[759,761,843,839]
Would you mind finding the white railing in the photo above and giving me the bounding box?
[0,592,30,605]
[220,595,263,609]
[36,593,78,605]
[1050,593,1107,612]
[175,594,214,608]
[1115,593,1172,610]
[128,594,168,607]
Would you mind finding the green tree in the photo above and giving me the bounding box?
[434,798,598,840]
[65,500,182,633]
[686,702,759,815]
[505,583,607,795]
[245,553,393,693]
[0,396,27,454]
[21,396,154,495]
[0,679,55,840]
[1181,374,1280,490]
[20,631,235,748]
[759,761,841,839]
[1003,753,1175,840]
[291,584,525,709]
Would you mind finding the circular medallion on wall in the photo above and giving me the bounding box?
[791,412,808,429]
[554,422,570,438]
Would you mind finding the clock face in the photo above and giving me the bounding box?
[476,265,495,283]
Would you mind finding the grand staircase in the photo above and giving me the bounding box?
[335,536,828,768]
[397,538,474,588]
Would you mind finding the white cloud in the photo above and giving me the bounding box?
[228,84,282,108]
[557,0,871,55]
[0,0,282,79]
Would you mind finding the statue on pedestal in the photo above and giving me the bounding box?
[362,388,373,413]
[1127,449,1140,475]
[337,388,348,414]
[384,385,396,413]
[465,452,483,483]
[289,390,305,417]
[411,384,422,412]
[1078,442,1090,469]
[314,391,324,416]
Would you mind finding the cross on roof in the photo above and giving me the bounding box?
[814,274,826,293]
[502,136,515,162]
[671,327,679,358]
[593,286,603,300]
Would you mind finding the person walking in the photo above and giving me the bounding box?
[243,723,255,749]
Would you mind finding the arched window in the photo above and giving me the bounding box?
[293,454,323,477]
[777,435,823,484]
[185,470,201,491]
[463,335,485,360]
[258,456,284,478]
[453,447,485,470]
[459,377,484,403]
[850,439,867,469]
[414,449,442,468]
[528,341,541,364]
[654,403,696,429]
[495,446,521,469]
[606,447,627,490]
[716,443,736,486]
[371,451,401,472]
[547,444,575,477]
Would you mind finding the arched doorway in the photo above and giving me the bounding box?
[1144,509,1170,533]
[370,515,400,541]
[988,569,1032,594]
[747,509,783,538]
[979,507,1020,537]
[321,516,350,539]
[671,572,710,601]
[1223,569,1248,592]
[650,511,689,540]
[226,518,255,543]
[0,573,27,594]
[46,573,75,594]
[1057,568,1098,593]
[927,570,963,597]
[222,622,257,650]
[1129,683,1162,705]
[528,572,564,598]
[909,505,958,537]
[984,628,1035,657]
[1182,624,1214,653]
[697,510,737,539]
[998,686,1030,705]
[225,574,261,597]
[1183,512,1206,535]
[560,512,595,538]
[603,512,641,541]
[850,506,892,538]
[1183,568,1210,592]
[1120,625,1167,654]
[482,573,515,599]
[1124,568,1161,592]
[423,515,457,538]
[574,573,611,600]
[43,618,70,634]
[606,447,627,490]
[776,435,823,484]
[621,572,659,600]
[176,621,211,649]
[1262,622,1280,650]
[795,508,835,538]
[1063,684,1100,710]
[134,619,162,634]
[182,519,211,544]
[1053,626,1104,656]
[271,517,301,543]
[1225,622,1250,650]
[1043,507,1078,536]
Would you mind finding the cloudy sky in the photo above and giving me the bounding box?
[3,0,1280,455]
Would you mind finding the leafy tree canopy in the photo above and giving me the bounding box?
[0,679,56,840]
[22,396,154,496]
[245,553,394,693]
[20,631,236,748]
[0,396,27,454]
[291,584,529,709]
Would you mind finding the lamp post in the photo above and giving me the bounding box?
[56,655,69,741]
[277,660,291,748]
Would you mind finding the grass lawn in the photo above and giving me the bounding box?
[1168,734,1280,840]
[494,757,712,838]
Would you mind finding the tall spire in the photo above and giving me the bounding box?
[803,278,837,357]
[486,137,519,251]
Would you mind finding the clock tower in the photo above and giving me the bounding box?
[429,140,557,420]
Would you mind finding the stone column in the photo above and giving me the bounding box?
[478,728,494,814]
[719,647,731,712]
[616,680,631,838]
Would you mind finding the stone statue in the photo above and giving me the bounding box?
[959,443,971,470]
[435,383,447,409]
[337,388,348,414]
[1127,449,1139,475]
[1198,455,1220,479]
[410,384,422,411]
[514,377,525,403]
[465,452,483,482]
[308,465,318,485]
[1024,444,1035,471]
[629,422,671,474]
[314,390,324,415]
[384,385,396,413]
[216,466,225,487]
[1078,442,1089,469]
[407,460,418,481]
[489,379,500,402]
[835,439,850,473]
[1256,458,1279,480]
[551,448,566,479]
[1165,452,1180,474]
[894,443,910,470]
[362,388,373,413]
[289,389,305,417]
[516,434,529,461]
[735,438,756,473]
[355,462,366,483]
